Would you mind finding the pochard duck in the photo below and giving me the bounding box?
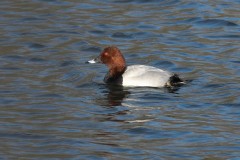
[87,46,184,88]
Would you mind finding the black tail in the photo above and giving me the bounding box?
[167,74,185,87]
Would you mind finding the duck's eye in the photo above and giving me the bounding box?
[103,52,109,56]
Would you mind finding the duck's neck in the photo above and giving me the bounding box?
[109,65,126,78]
[104,65,126,83]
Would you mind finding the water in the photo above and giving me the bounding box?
[0,0,240,159]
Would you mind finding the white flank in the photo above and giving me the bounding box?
[122,65,172,87]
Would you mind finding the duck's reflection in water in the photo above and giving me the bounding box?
[98,83,182,107]
[93,83,184,124]
[103,84,130,107]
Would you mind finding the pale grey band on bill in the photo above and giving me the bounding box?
[87,59,97,64]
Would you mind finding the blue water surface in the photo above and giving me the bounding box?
[0,0,240,159]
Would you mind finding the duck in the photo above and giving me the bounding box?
[87,46,185,88]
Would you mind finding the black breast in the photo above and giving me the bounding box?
[104,72,123,85]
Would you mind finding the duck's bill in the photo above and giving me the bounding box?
[87,59,97,64]
[86,57,101,64]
